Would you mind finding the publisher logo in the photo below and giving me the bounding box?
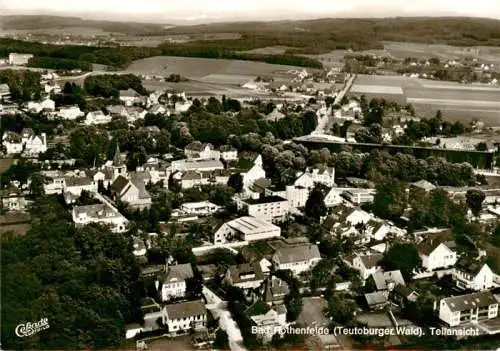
[15,318,50,337]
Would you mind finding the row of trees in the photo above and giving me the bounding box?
[83,74,147,99]
[0,69,42,102]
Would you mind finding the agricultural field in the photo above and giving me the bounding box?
[125,56,308,79]
[351,74,500,126]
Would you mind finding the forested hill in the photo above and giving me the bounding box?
[1,16,499,70]
[164,17,500,53]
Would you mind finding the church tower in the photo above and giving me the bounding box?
[112,143,127,180]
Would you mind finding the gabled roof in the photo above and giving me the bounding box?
[264,276,290,303]
[365,291,388,306]
[442,291,497,312]
[273,244,321,264]
[455,260,491,276]
[119,88,140,98]
[0,84,10,94]
[185,141,213,152]
[164,300,206,320]
[163,263,194,283]
[227,262,264,284]
[111,175,130,194]
[358,253,383,269]
[372,270,405,290]
[411,180,437,191]
[418,237,455,256]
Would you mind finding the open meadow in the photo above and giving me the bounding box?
[351,74,500,126]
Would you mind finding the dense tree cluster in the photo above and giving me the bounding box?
[83,74,147,98]
[0,69,41,102]
[1,197,142,350]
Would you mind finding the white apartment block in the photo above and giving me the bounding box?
[235,195,290,223]
[163,300,207,333]
[439,291,498,327]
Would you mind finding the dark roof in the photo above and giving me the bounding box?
[165,300,206,320]
[244,195,288,205]
[113,144,124,166]
[219,144,237,152]
[442,291,497,312]
[359,254,383,269]
[455,259,489,276]
[418,235,455,256]
[264,276,290,303]
[365,291,388,306]
[163,263,194,284]
[273,244,321,265]
[65,176,92,187]
[185,142,213,152]
[119,88,139,98]
[227,262,264,284]
[111,175,130,193]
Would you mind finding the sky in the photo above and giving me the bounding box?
[1,0,499,23]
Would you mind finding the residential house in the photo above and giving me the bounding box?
[343,188,375,205]
[72,203,129,233]
[2,131,23,154]
[371,270,405,291]
[453,261,497,291]
[1,185,27,211]
[249,304,288,343]
[171,159,224,172]
[149,104,167,115]
[133,237,147,257]
[363,220,405,241]
[439,291,498,327]
[302,166,336,187]
[27,98,55,113]
[85,110,111,125]
[224,262,265,290]
[8,53,33,65]
[179,169,230,189]
[410,180,437,193]
[219,145,238,161]
[111,175,152,210]
[0,83,10,101]
[41,170,66,194]
[184,142,220,160]
[393,285,420,307]
[64,175,97,198]
[159,263,194,301]
[418,238,457,271]
[235,195,290,223]
[163,300,207,333]
[180,201,221,216]
[263,276,290,305]
[119,88,141,106]
[56,105,84,120]
[324,188,344,207]
[22,131,47,156]
[174,100,193,113]
[365,291,389,310]
[241,155,267,195]
[214,216,281,245]
[272,243,321,275]
[345,209,372,226]
[353,253,383,280]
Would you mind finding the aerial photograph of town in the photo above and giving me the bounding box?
[0,0,500,350]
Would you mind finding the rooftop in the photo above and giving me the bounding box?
[164,300,206,320]
[442,291,497,312]
[244,195,288,205]
[227,262,264,284]
[163,263,194,283]
[273,243,321,264]
[226,216,280,235]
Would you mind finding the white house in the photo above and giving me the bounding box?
[184,142,220,160]
[2,132,23,154]
[56,106,84,120]
[235,195,290,223]
[418,239,457,271]
[64,175,97,197]
[163,300,207,333]
[179,169,230,190]
[1,185,27,211]
[119,88,141,106]
[219,145,238,161]
[0,83,10,101]
[453,262,497,291]
[272,244,321,276]
[324,188,344,207]
[439,291,498,327]
[250,304,288,343]
[170,159,224,172]
[180,201,221,216]
[159,263,194,301]
[85,111,112,125]
[20,129,47,156]
[8,53,33,65]
[214,216,281,245]
[303,166,336,187]
[353,253,383,280]
[224,262,265,290]
[72,203,129,233]
[343,189,375,205]
[242,155,266,193]
[345,209,372,226]
[174,100,193,113]
[27,98,55,113]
